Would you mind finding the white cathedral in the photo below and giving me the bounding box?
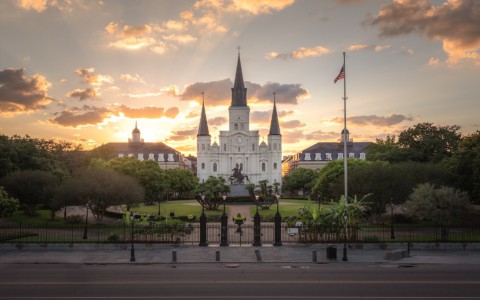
[196,54,282,189]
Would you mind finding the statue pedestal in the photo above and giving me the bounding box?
[228,184,250,197]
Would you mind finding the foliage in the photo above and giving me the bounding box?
[282,168,317,197]
[0,134,82,179]
[0,186,20,218]
[94,157,169,205]
[1,170,60,216]
[255,180,278,209]
[54,167,144,223]
[404,183,472,227]
[165,168,198,199]
[365,135,409,163]
[444,131,480,203]
[397,122,461,163]
[195,176,229,210]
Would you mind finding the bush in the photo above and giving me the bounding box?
[66,215,83,224]
[107,233,120,242]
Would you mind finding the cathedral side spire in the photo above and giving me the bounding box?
[269,92,281,136]
[231,52,247,106]
[197,92,210,136]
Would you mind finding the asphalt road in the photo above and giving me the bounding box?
[1,263,480,299]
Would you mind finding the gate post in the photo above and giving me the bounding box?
[220,195,229,246]
[274,194,282,246]
[253,197,261,246]
[199,205,208,246]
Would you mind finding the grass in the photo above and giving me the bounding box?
[130,200,226,219]
[249,199,308,219]
[4,209,65,226]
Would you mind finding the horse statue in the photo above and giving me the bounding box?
[229,163,250,185]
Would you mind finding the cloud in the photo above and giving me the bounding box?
[172,129,197,136]
[209,116,227,126]
[181,79,308,105]
[303,130,339,141]
[50,104,180,127]
[163,34,197,44]
[428,57,440,66]
[266,45,330,60]
[366,0,480,65]
[114,105,179,119]
[120,74,145,84]
[16,0,47,12]
[0,68,52,113]
[231,0,295,15]
[15,0,76,12]
[66,88,97,101]
[282,130,305,143]
[330,114,414,127]
[186,111,199,119]
[50,107,113,127]
[347,44,391,52]
[251,111,272,123]
[281,120,306,128]
[75,68,114,86]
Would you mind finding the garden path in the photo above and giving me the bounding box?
[227,204,253,224]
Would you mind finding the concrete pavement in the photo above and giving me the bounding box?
[1,243,480,265]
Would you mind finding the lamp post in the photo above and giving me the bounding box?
[390,198,395,239]
[342,209,348,262]
[220,194,228,246]
[274,193,282,246]
[253,194,261,246]
[199,194,208,246]
[130,211,135,262]
[82,202,89,240]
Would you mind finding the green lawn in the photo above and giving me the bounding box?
[4,209,64,226]
[249,199,308,219]
[131,200,226,219]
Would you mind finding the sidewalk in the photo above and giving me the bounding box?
[1,244,480,265]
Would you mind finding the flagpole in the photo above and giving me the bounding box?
[343,52,348,201]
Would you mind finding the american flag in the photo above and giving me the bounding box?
[334,64,345,83]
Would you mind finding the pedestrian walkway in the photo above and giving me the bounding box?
[228,204,252,224]
[1,244,480,265]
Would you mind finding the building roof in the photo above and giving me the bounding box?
[132,121,140,134]
[299,141,372,161]
[103,142,183,162]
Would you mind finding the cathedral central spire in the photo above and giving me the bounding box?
[269,92,281,136]
[231,53,247,106]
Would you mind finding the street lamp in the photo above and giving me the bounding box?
[390,198,395,239]
[274,193,282,246]
[220,194,228,246]
[130,211,135,262]
[342,209,348,262]
[82,202,89,240]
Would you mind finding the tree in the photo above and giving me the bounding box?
[0,186,20,218]
[165,168,198,199]
[365,135,410,163]
[1,170,59,216]
[404,183,471,241]
[397,122,461,163]
[54,167,144,223]
[283,168,317,197]
[196,176,230,210]
[444,131,480,203]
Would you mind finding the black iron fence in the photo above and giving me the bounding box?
[1,223,480,245]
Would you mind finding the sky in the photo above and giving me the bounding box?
[1,0,479,157]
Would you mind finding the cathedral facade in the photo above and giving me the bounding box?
[196,55,282,189]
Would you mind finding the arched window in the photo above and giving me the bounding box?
[274,143,277,150]
[234,123,238,130]
[252,144,255,151]
[201,144,205,151]
[240,123,244,130]
[224,144,227,151]
[213,163,217,172]
[273,163,277,170]
[262,163,266,172]
[201,163,205,170]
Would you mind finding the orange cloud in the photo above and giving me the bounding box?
[0,68,52,113]
[66,88,97,101]
[74,68,113,86]
[266,45,330,60]
[367,0,480,65]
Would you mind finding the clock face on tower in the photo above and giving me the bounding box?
[235,136,243,144]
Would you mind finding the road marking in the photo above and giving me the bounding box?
[1,280,480,285]
[1,297,480,299]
